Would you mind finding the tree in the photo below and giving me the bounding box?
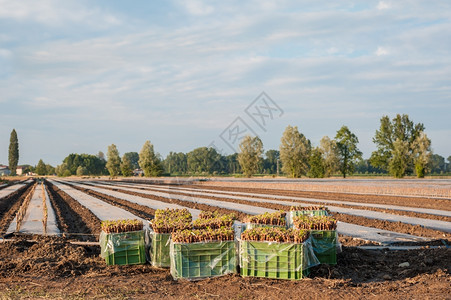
[389,139,410,178]
[238,135,263,177]
[224,153,241,174]
[412,133,432,178]
[121,154,133,177]
[106,144,121,177]
[46,164,55,175]
[164,152,188,174]
[279,125,311,178]
[335,126,362,178]
[263,150,280,174]
[448,156,451,173]
[139,141,163,177]
[8,129,19,176]
[308,148,325,178]
[123,152,140,170]
[76,166,88,176]
[35,159,47,176]
[370,114,425,177]
[429,153,445,174]
[319,136,339,177]
[62,153,106,175]
[187,147,221,175]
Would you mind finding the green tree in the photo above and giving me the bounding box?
[412,133,432,178]
[429,154,445,174]
[279,125,311,178]
[389,139,410,178]
[308,148,325,178]
[121,154,133,177]
[319,136,339,177]
[56,163,69,177]
[335,126,362,178]
[448,156,451,173]
[238,135,263,177]
[106,144,121,177]
[139,141,163,177]
[164,152,188,174]
[123,152,140,170]
[8,129,19,176]
[187,147,221,175]
[224,153,241,174]
[46,164,55,175]
[263,150,280,174]
[370,114,425,177]
[76,166,88,176]
[35,159,47,176]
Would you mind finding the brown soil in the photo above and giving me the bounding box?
[195,183,451,211]
[45,181,100,241]
[0,181,34,234]
[0,235,449,299]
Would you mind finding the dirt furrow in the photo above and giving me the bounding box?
[45,180,100,241]
[0,181,34,234]
[193,184,451,210]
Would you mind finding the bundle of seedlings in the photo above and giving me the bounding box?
[245,211,286,226]
[241,227,310,243]
[289,205,331,214]
[193,211,236,229]
[172,227,235,243]
[101,219,144,233]
[151,208,192,233]
[198,210,237,220]
[292,215,337,231]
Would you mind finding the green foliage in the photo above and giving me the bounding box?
[172,227,235,243]
[319,136,339,177]
[76,166,88,176]
[8,129,19,176]
[186,147,221,175]
[163,152,187,174]
[238,135,263,177]
[106,144,121,177]
[263,150,280,174]
[370,114,425,177]
[430,154,445,174]
[138,140,163,177]
[279,125,311,178]
[61,153,106,176]
[35,159,47,175]
[308,148,325,178]
[120,154,133,177]
[123,152,139,169]
[412,133,432,178]
[335,125,362,178]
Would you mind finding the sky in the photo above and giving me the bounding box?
[0,0,450,167]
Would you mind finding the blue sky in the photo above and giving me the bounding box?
[0,0,450,166]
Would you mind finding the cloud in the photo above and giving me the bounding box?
[375,46,389,56]
[181,0,214,16]
[377,1,390,10]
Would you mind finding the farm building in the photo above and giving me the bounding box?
[0,165,11,176]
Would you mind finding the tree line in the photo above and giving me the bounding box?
[4,114,451,178]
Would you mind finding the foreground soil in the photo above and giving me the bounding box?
[0,236,449,299]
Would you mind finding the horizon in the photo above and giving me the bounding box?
[1,1,450,166]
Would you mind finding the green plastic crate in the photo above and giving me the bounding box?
[150,232,171,268]
[287,210,329,228]
[239,240,309,280]
[170,241,237,280]
[100,230,146,266]
[310,230,337,265]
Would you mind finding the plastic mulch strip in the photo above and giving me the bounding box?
[286,210,329,228]
[150,232,171,268]
[100,230,147,266]
[170,240,237,280]
[239,238,320,280]
[310,230,338,265]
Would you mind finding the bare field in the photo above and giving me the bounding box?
[0,178,449,299]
